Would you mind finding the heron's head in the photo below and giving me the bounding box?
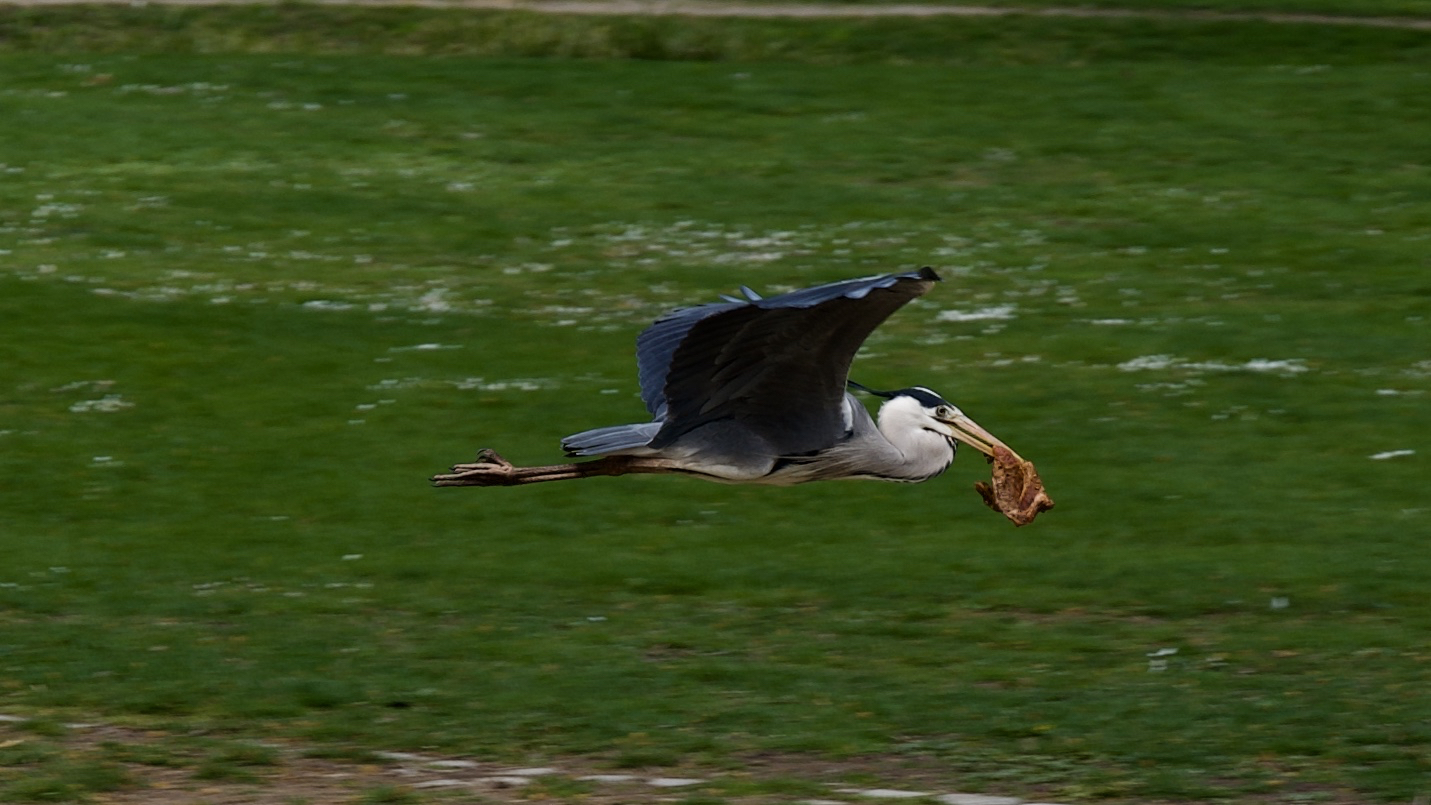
[854,384,1012,458]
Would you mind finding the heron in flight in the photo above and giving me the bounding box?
[433,268,1036,497]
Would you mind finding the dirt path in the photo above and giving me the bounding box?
[5,0,1431,30]
[2,713,1375,805]
[5,715,1085,805]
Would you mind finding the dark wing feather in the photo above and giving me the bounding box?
[636,299,743,419]
[635,268,940,455]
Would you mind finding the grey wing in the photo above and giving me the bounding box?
[635,299,743,420]
[636,268,940,456]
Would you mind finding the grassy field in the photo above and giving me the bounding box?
[2,5,1430,803]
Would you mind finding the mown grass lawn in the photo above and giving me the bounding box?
[1,5,1429,802]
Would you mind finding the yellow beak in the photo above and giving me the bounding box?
[940,411,1020,462]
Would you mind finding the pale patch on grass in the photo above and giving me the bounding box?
[935,304,1017,323]
[67,394,134,413]
[367,376,561,392]
[1117,355,1311,375]
[1368,449,1415,460]
[4,217,1069,332]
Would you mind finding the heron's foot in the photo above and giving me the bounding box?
[449,448,511,473]
[431,449,517,486]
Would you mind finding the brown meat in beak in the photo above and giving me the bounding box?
[974,445,1055,527]
[933,409,1054,526]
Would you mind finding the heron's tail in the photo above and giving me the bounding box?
[562,422,662,457]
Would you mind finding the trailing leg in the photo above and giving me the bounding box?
[430,449,676,487]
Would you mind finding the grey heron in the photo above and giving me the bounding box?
[433,268,1052,521]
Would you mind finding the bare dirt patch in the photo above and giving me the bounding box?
[8,716,1038,805]
[3,715,1373,804]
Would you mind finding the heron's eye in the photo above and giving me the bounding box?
[935,405,955,419]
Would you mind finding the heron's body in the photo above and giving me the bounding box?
[433,268,1014,488]
[563,390,958,485]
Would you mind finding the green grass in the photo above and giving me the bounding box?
[2,5,1430,803]
[0,725,139,801]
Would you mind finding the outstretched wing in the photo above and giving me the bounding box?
[635,268,941,455]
